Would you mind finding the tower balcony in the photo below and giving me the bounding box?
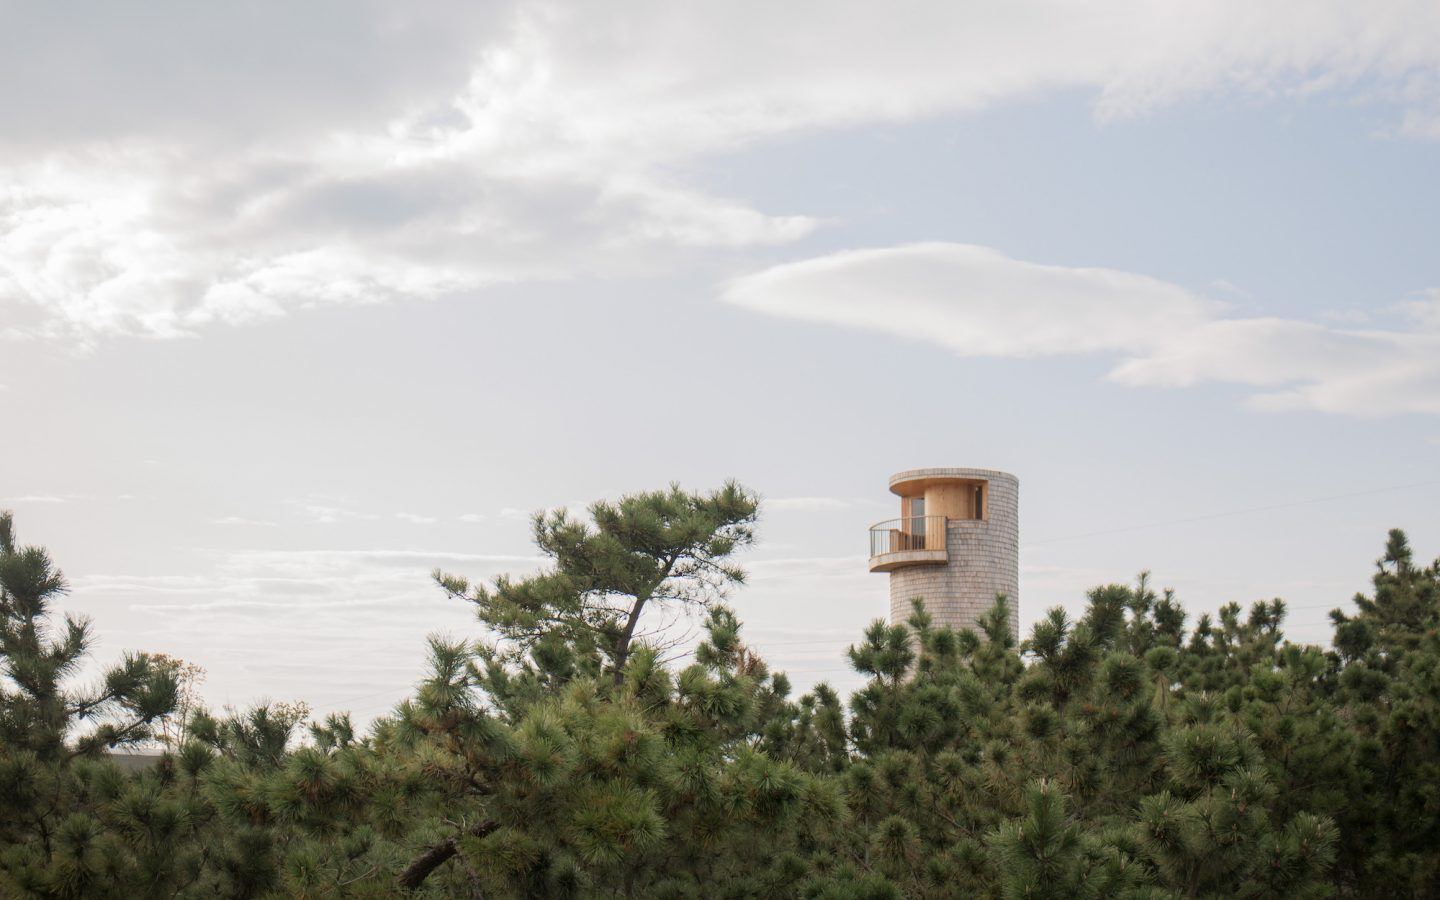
[868,515,947,572]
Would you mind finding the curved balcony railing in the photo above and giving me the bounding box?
[868,515,946,558]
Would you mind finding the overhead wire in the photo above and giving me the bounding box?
[1023,478,1440,547]
[328,479,1434,716]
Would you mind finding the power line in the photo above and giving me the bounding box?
[1025,478,1440,547]
[745,602,1353,650]
[738,482,1421,650]
[318,483,1415,716]
[308,686,411,714]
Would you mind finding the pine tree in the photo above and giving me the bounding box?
[0,510,189,896]
[5,495,1438,897]
[1325,529,1440,892]
[434,482,758,691]
[380,604,840,894]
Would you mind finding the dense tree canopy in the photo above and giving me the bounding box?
[1,491,1437,898]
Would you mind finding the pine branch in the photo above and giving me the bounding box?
[396,819,497,891]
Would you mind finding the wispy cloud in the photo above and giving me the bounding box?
[457,513,485,523]
[2,494,72,504]
[286,499,380,525]
[1398,289,1440,330]
[723,242,1440,417]
[211,516,279,527]
[766,497,878,512]
[5,2,1440,344]
[395,512,438,525]
[1209,279,1252,299]
[70,549,540,618]
[65,543,540,721]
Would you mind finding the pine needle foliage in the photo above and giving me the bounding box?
[1,497,1438,897]
[434,482,759,690]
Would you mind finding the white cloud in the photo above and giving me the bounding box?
[287,499,380,525]
[457,513,486,523]
[1319,308,1373,326]
[4,2,1440,344]
[722,242,1440,417]
[1105,319,1440,416]
[65,544,537,723]
[1399,289,1440,329]
[1210,279,1252,299]
[212,516,279,527]
[767,497,871,512]
[219,548,540,568]
[395,512,439,525]
[2,494,71,504]
[724,243,1218,358]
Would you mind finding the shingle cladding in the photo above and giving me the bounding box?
[888,470,1019,640]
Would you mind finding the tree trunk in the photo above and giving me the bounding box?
[397,820,497,891]
[611,594,649,687]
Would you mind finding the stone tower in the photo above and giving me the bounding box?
[868,467,1019,639]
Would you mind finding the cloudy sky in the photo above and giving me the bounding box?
[3,1,1439,720]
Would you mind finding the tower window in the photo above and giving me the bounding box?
[904,497,926,549]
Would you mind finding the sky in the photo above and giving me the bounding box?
[2,1,1439,722]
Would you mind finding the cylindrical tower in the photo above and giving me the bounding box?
[868,467,1019,639]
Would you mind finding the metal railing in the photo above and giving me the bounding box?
[868,515,946,557]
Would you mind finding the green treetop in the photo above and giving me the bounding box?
[435,481,759,690]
